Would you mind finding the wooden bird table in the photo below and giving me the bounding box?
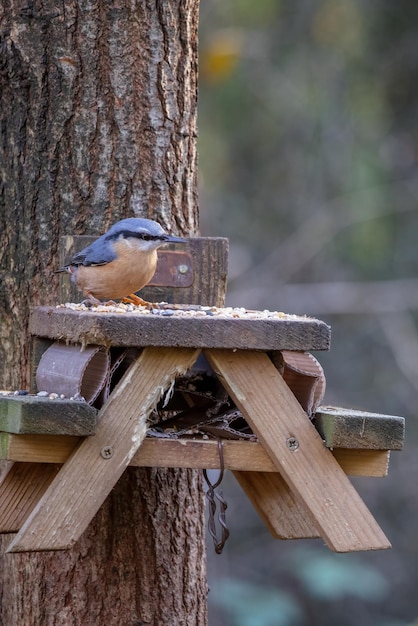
[0,305,404,554]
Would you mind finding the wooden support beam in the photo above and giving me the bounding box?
[7,347,200,552]
[204,349,391,553]
[233,471,319,539]
[232,448,390,540]
[0,436,390,534]
[0,434,391,477]
[0,434,80,463]
[0,463,60,533]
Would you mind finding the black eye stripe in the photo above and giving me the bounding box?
[141,233,161,241]
[107,230,163,242]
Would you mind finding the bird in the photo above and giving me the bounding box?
[56,217,186,306]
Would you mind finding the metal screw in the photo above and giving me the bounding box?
[178,264,189,274]
[286,437,299,451]
[100,445,114,459]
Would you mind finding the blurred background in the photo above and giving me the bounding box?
[198,2,418,625]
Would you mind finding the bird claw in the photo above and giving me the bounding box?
[122,294,159,309]
[81,297,118,307]
[81,295,102,307]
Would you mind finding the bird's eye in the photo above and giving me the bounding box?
[141,233,161,241]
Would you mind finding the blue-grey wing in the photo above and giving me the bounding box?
[71,236,117,267]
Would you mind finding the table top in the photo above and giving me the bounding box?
[30,304,331,351]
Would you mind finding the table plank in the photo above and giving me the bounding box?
[30,306,331,352]
[315,406,405,450]
[0,396,97,435]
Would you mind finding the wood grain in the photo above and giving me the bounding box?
[0,396,97,436]
[0,435,390,477]
[204,349,391,553]
[0,463,60,532]
[315,406,405,450]
[233,471,319,539]
[29,306,331,352]
[7,347,200,552]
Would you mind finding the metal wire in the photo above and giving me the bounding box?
[203,439,230,554]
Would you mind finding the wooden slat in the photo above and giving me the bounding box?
[29,307,331,352]
[7,347,200,552]
[0,434,80,463]
[204,349,391,553]
[0,463,60,532]
[314,406,405,450]
[333,448,390,476]
[0,396,97,435]
[0,435,391,477]
[233,448,390,539]
[132,439,390,476]
[233,471,319,539]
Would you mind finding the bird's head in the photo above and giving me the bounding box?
[106,218,186,252]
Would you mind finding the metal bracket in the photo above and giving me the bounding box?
[148,251,193,288]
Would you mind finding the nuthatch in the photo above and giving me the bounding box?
[57,218,186,305]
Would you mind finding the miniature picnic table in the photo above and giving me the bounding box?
[0,305,404,554]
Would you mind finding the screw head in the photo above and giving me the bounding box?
[286,437,299,451]
[178,264,189,274]
[100,445,114,459]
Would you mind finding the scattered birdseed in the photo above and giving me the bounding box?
[0,390,84,402]
[57,302,302,321]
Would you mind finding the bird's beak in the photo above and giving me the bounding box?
[164,235,187,244]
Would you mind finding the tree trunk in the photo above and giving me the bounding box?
[0,468,207,625]
[0,1,207,624]
[0,0,199,387]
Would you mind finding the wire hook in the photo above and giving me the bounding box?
[203,439,230,554]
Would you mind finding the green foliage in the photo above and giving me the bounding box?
[199,0,408,279]
[199,0,418,626]
[201,2,418,625]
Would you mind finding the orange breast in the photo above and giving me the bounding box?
[75,244,158,300]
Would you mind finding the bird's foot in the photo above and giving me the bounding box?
[81,294,118,307]
[81,294,103,307]
[122,293,159,309]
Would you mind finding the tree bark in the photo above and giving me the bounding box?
[0,0,199,387]
[0,468,207,625]
[0,1,207,624]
